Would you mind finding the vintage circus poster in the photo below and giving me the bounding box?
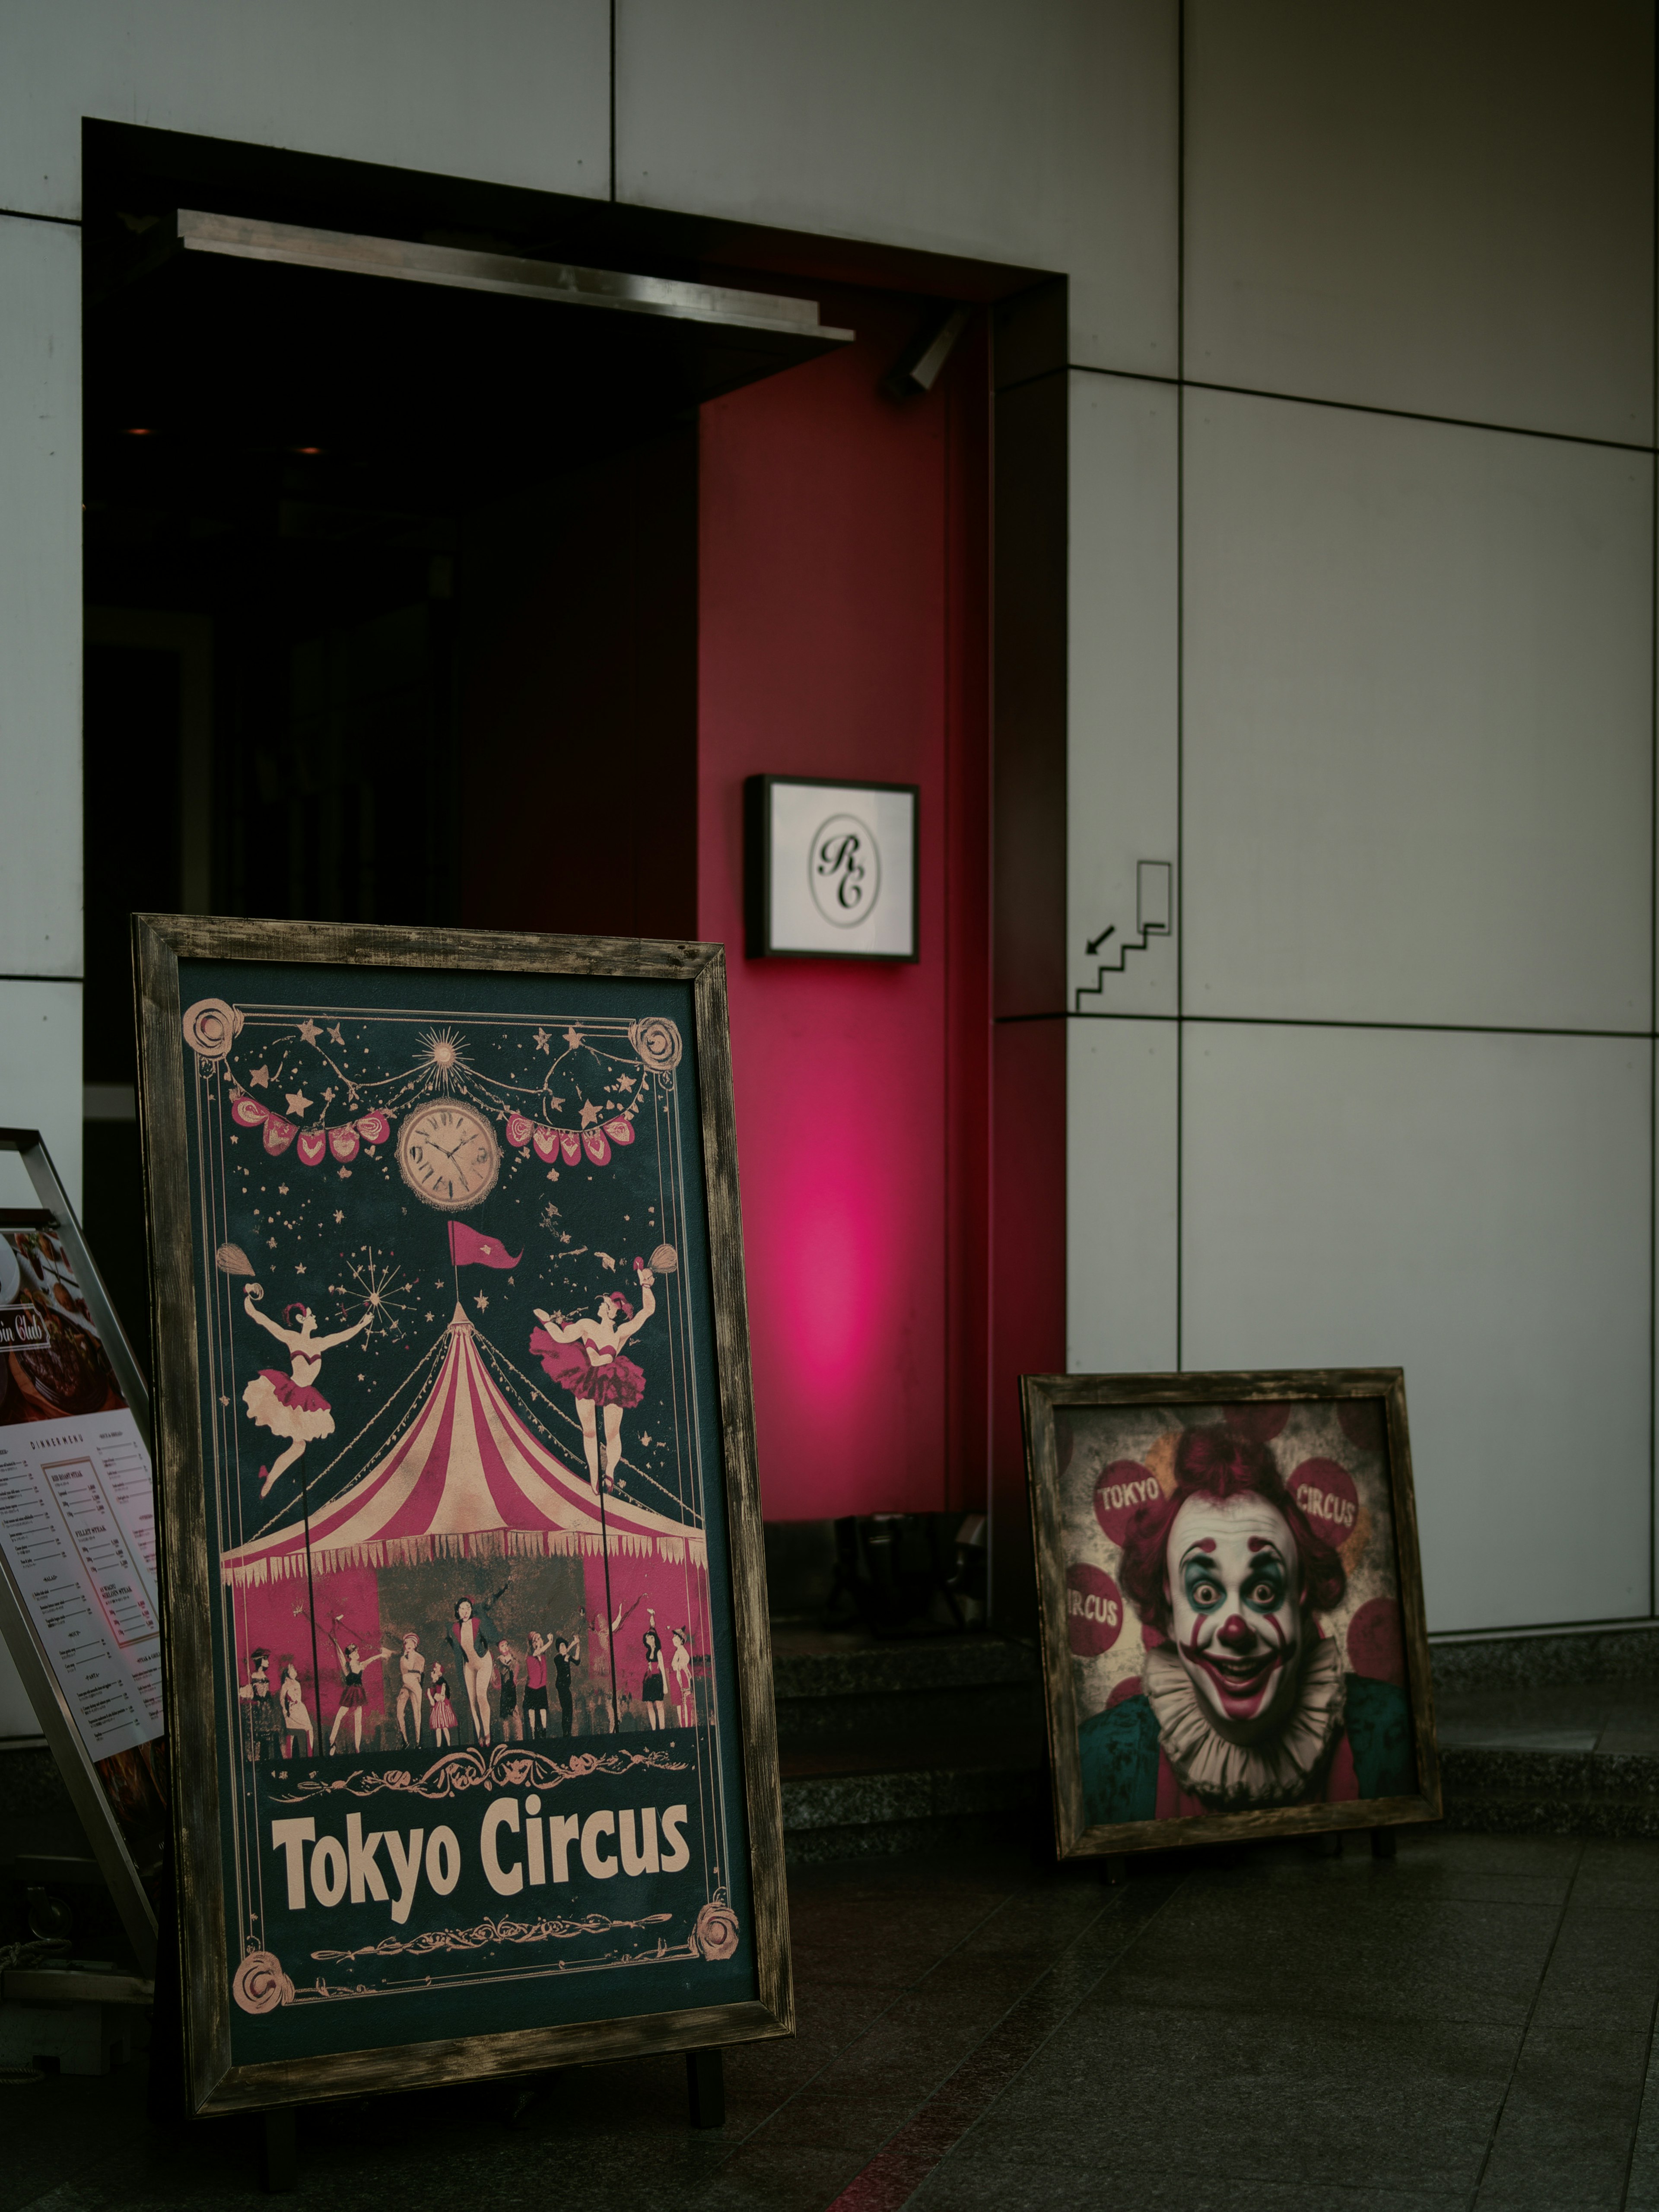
[140,933,779,2093]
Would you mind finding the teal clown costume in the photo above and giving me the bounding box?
[1078,1426,1415,1825]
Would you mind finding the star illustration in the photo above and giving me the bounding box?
[534,1027,551,1053]
[474,1292,489,1313]
[562,1027,582,1050]
[219,1394,231,1408]
[277,1184,288,1196]
[338,1167,352,1179]
[322,1087,336,1106]
[297,1019,321,1046]
[328,1024,344,1046]
[285,1090,312,1118]
[249,1066,270,1089]
[425,1312,435,1323]
[229,1134,239,1144]
[579,1100,601,1128]
[547,1169,560,1183]
[616,1074,635,1090]
[334,1210,344,1224]
[295,1263,306,1275]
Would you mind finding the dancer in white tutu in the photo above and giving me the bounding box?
[242,1289,372,1497]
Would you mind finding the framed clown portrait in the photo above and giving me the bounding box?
[132,915,788,2115]
[1021,1370,1441,1858]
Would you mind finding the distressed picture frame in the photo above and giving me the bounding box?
[1021,1369,1441,1858]
[133,915,789,2113]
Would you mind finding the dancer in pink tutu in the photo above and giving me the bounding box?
[241,1289,372,1497]
[530,1268,656,1489]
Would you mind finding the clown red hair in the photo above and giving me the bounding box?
[1118,1424,1346,1636]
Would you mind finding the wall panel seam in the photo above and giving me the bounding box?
[1064,363,1658,456]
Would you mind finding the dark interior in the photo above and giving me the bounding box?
[75,124,866,1342]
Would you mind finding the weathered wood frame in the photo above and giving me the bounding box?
[132,913,791,2114]
[1021,1368,1441,1858]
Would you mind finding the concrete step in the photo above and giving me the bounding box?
[780,1742,1044,1864]
[770,1631,1047,1861]
[772,1628,1042,1753]
[1440,1745,1659,1837]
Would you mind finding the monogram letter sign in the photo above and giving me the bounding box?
[744,777,919,962]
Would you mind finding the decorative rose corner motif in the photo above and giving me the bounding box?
[182,998,243,1062]
[232,1948,294,2014]
[693,1899,741,1962]
[628,1017,682,1074]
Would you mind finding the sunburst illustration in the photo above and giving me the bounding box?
[331,1246,418,1339]
[414,1027,471,1090]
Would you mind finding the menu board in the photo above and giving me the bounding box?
[0,1218,167,1802]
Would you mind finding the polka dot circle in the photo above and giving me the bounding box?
[1288,1457,1359,1550]
[1093,1459,1160,1546]
[1066,1564,1125,1658]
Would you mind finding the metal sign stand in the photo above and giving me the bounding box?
[0,1128,159,1974]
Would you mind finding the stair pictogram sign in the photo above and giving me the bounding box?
[1074,860,1173,1010]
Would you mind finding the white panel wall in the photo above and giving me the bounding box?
[614,0,1179,377]
[0,982,83,1205]
[1182,1023,1652,1634]
[1183,391,1653,1033]
[1185,0,1655,441]
[0,216,81,984]
[1068,372,1179,1017]
[1066,1019,1177,1373]
[0,1,610,219]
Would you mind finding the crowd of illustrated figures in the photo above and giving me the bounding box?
[239,1583,701,1762]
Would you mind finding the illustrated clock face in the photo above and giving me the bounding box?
[396,1103,501,1211]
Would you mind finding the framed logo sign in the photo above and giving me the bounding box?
[744,775,919,960]
[1022,1369,1440,1858]
[133,916,788,2114]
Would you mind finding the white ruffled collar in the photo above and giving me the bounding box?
[1144,1637,1346,1812]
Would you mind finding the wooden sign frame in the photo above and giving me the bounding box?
[133,915,790,2114]
[1021,1368,1441,1858]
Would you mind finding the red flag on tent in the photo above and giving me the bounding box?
[448,1223,522,1270]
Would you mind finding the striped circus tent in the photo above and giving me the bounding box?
[219,1306,704,1587]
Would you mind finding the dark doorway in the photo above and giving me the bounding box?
[79,125,843,1341]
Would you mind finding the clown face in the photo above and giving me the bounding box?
[1165,1492,1306,1742]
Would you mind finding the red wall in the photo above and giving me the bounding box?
[698,292,991,1523]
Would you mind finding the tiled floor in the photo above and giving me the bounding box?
[6,1827,1659,2212]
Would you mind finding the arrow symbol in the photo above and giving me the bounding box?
[1085,925,1116,958]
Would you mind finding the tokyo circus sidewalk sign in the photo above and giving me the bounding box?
[133,915,788,2115]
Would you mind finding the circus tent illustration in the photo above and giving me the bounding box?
[219,1306,705,1587]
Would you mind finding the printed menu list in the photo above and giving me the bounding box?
[0,1408,163,1759]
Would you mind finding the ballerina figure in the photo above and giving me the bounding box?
[530,1269,656,1489]
[322,1616,397,1754]
[241,1290,372,1497]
